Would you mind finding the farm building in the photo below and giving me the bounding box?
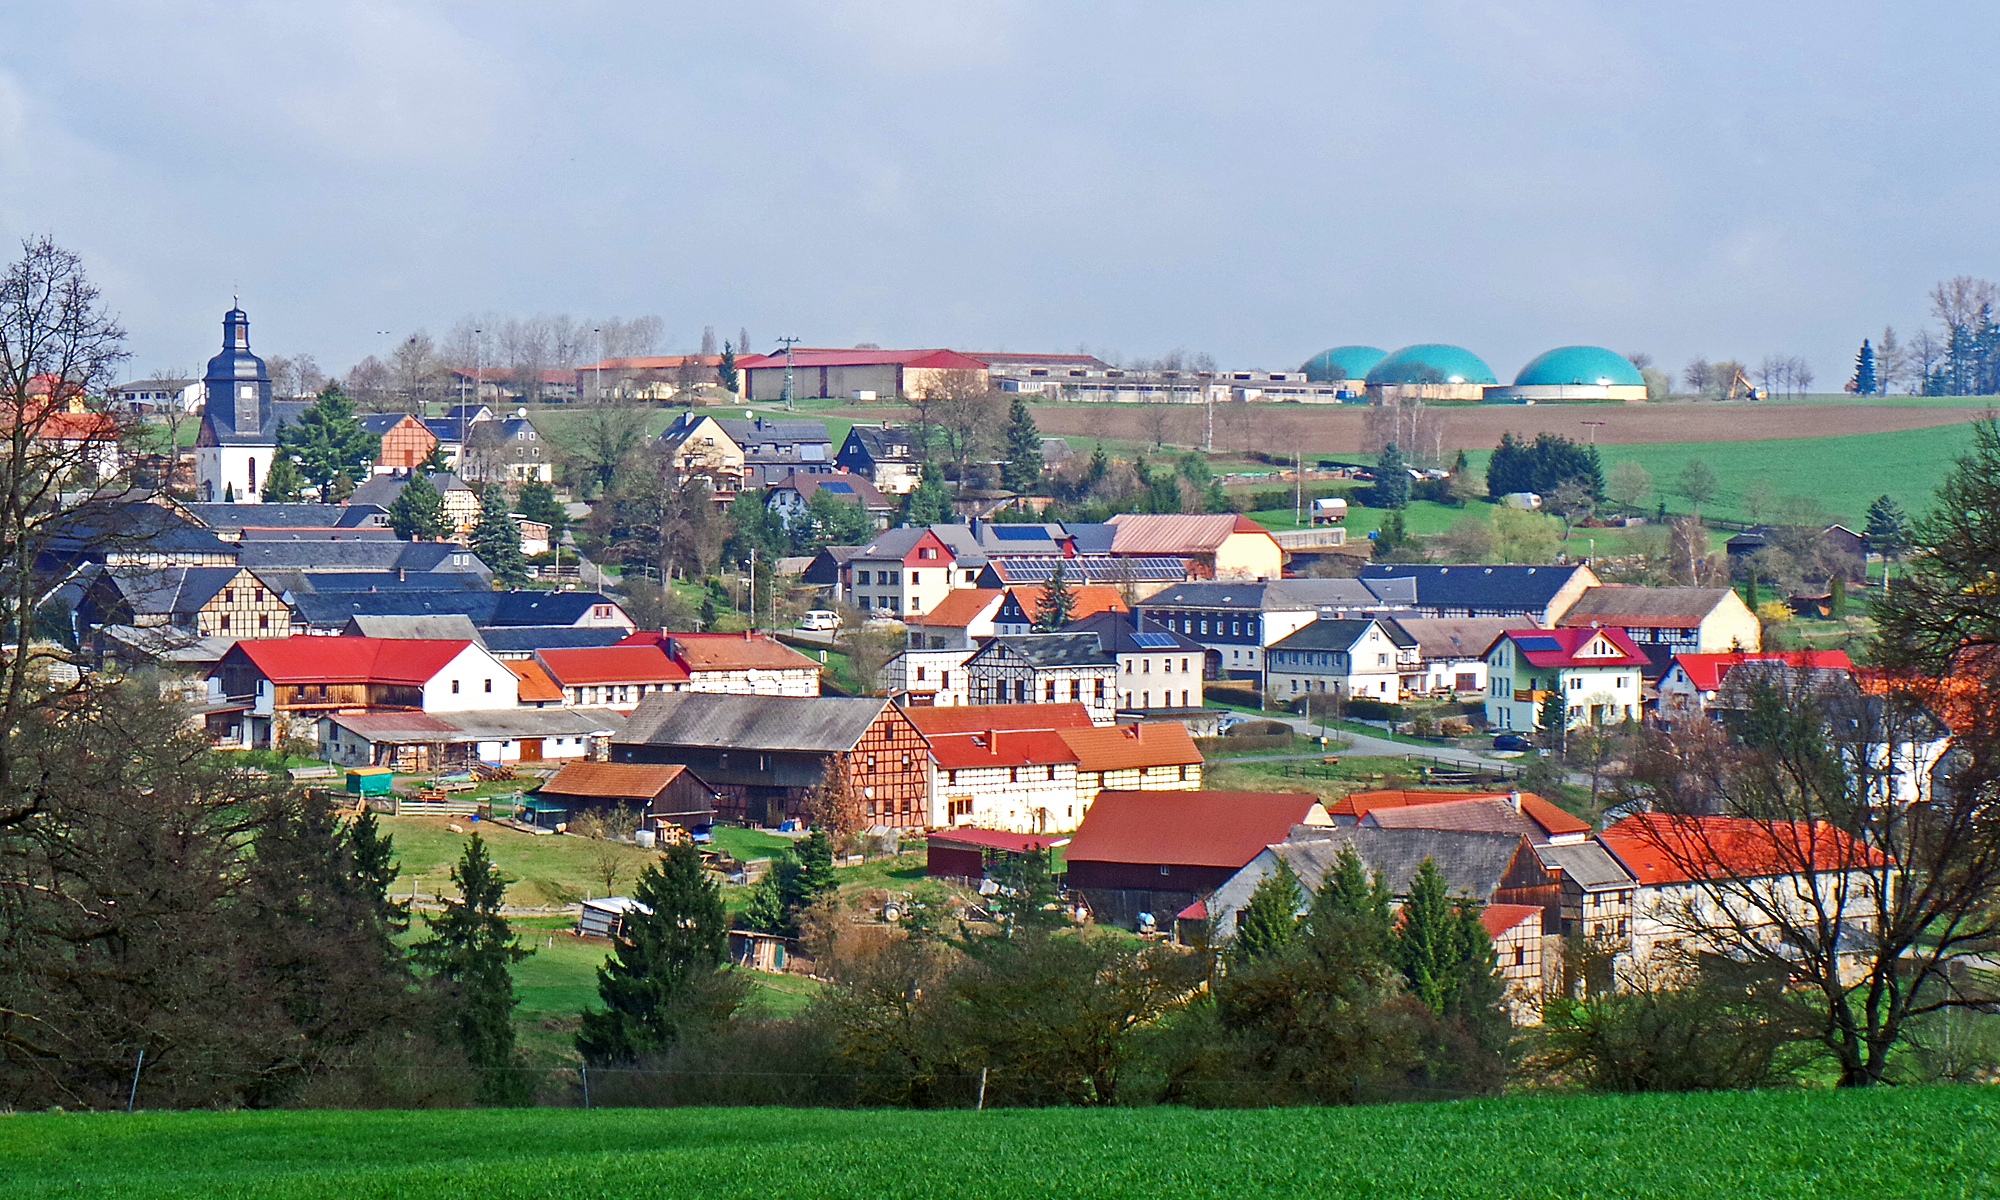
[926,828,1069,885]
[317,707,625,770]
[1555,586,1761,677]
[531,761,720,832]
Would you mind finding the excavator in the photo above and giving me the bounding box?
[1726,367,1764,401]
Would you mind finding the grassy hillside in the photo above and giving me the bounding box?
[5,1087,1993,1199]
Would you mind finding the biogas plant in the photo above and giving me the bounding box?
[1302,343,1648,403]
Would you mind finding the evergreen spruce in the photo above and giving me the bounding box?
[411,834,534,1104]
[575,843,733,1065]
[1304,845,1393,949]
[471,485,528,584]
[1864,494,1911,560]
[348,807,410,938]
[1232,857,1302,964]
[1374,443,1411,508]
[1831,573,1847,618]
[515,478,567,538]
[1539,689,1567,753]
[718,341,739,393]
[1852,338,1878,396]
[259,452,306,503]
[279,385,379,493]
[223,482,234,502]
[1745,572,1759,612]
[1394,858,1465,1014]
[1086,443,1109,488]
[387,471,449,541]
[1002,393,1044,493]
[902,462,953,526]
[1033,559,1076,630]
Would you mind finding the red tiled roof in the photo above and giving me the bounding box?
[1004,584,1127,623]
[907,588,1005,628]
[927,828,1069,854]
[613,631,818,673]
[903,702,1094,736]
[1600,813,1889,886]
[537,645,689,687]
[1065,790,1325,870]
[1334,789,1592,839]
[736,348,988,371]
[229,637,475,686]
[1498,626,1646,668]
[1672,650,1855,692]
[505,660,565,702]
[929,728,1080,769]
[539,761,691,800]
[1177,898,1208,921]
[577,355,725,372]
[1057,722,1203,772]
[1480,903,1543,939]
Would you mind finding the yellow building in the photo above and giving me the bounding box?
[1058,721,1204,818]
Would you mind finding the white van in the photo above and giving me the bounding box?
[800,609,842,632]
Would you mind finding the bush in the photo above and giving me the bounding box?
[1206,684,1265,710]
[1226,719,1292,738]
[1344,697,1405,723]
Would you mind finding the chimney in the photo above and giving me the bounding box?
[985,730,998,755]
[397,567,407,582]
[1508,789,1523,813]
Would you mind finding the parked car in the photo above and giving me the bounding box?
[1492,732,1535,752]
[800,609,841,631]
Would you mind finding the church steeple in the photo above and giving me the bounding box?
[203,302,271,434]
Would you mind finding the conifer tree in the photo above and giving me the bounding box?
[718,341,739,393]
[902,462,953,526]
[1864,494,1911,560]
[259,452,305,503]
[411,834,534,1104]
[1002,393,1044,493]
[1852,338,1878,396]
[1086,444,1109,488]
[515,477,567,538]
[1232,857,1302,964]
[1394,858,1464,1014]
[1033,559,1076,630]
[279,385,379,492]
[576,843,734,1065]
[988,844,1064,934]
[387,471,449,541]
[1539,689,1568,753]
[348,807,410,938]
[1374,443,1410,508]
[1304,845,1392,949]
[471,484,528,584]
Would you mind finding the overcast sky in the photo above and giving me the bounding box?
[3,2,1995,384]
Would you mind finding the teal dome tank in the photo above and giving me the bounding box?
[1513,346,1644,387]
[1365,344,1497,386]
[1301,345,1387,382]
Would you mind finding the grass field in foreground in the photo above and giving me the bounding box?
[4,1087,1994,1199]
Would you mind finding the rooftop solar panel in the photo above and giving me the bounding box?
[1514,635,1563,652]
[993,527,1051,540]
[1130,632,1178,648]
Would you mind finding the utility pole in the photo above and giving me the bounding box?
[1295,450,1303,528]
[776,336,801,411]
[1581,420,1605,446]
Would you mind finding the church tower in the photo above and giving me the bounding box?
[202,305,271,435]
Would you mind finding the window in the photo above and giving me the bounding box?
[856,570,871,585]
[1199,620,1208,635]
[963,570,976,583]
[1069,680,1081,700]
[915,666,927,681]
[1158,864,1170,876]
[1142,659,1150,673]
[258,614,269,630]
[1378,653,1388,665]
[1179,764,1190,781]
[1568,677,1583,691]
[1124,660,1133,674]
[1009,767,1019,783]
[1181,657,1189,672]
[219,615,230,631]
[1615,676,1630,689]
[224,589,235,603]
[255,588,264,603]
[484,678,493,693]
[909,571,919,584]
[451,679,460,693]
[919,547,937,559]
[1513,946,1526,967]
[1231,621,1241,635]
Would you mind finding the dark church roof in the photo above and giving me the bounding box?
[197,306,310,446]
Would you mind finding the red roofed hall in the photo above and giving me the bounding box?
[927,827,1070,884]
[535,645,689,711]
[208,636,520,751]
[614,631,823,696]
[1599,813,1889,886]
[1064,789,1332,928]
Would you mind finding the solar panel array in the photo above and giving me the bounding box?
[1129,631,1180,648]
[1513,635,1562,652]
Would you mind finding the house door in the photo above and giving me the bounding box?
[519,738,543,761]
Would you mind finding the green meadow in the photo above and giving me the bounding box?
[4,1086,1993,1199]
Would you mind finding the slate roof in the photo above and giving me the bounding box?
[103,566,241,617]
[479,625,630,653]
[1268,617,1411,654]
[769,471,889,509]
[1058,610,1203,654]
[712,417,830,447]
[975,633,1114,669]
[615,692,891,753]
[204,400,311,446]
[349,471,475,508]
[288,589,622,628]
[342,614,485,642]
[1138,578,1412,612]
[265,570,491,595]
[1065,790,1326,869]
[838,425,918,464]
[185,503,387,530]
[41,502,237,565]
[979,556,1186,586]
[234,540,487,574]
[1359,563,1592,612]
[357,413,424,434]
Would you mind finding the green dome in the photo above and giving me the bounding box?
[1301,345,1386,382]
[1513,346,1644,387]
[1365,344,1497,386]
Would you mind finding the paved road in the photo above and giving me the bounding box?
[1247,714,1518,772]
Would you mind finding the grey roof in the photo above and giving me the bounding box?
[234,540,488,574]
[96,624,239,666]
[479,625,630,653]
[1558,587,1735,626]
[1388,616,1517,662]
[1359,564,1591,612]
[964,521,1070,554]
[203,399,312,446]
[1061,610,1205,653]
[838,424,918,464]
[357,413,421,434]
[712,417,830,448]
[979,555,1186,586]
[1268,617,1407,654]
[1061,523,1119,554]
[1140,578,1408,612]
[349,471,475,509]
[615,692,889,753]
[289,589,622,628]
[342,614,485,642]
[1362,798,1546,842]
[853,526,988,566]
[1277,826,1530,899]
[104,566,240,617]
[976,633,1113,669]
[184,503,387,530]
[322,706,626,743]
[1534,841,1636,891]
